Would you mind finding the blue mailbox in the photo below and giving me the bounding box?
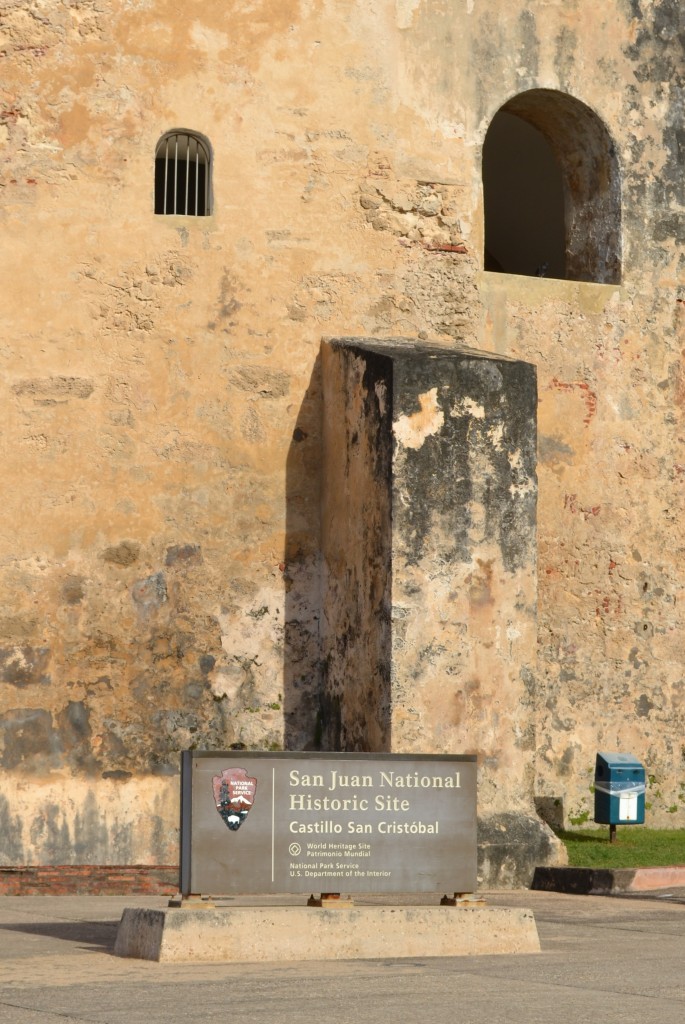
[594,752,645,825]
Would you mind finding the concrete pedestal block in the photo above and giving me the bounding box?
[114,904,540,962]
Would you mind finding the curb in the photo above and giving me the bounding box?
[531,865,685,895]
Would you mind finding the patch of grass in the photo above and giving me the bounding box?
[556,827,685,868]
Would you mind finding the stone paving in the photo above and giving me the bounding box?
[0,890,684,1023]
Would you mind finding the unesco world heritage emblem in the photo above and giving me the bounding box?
[212,767,258,832]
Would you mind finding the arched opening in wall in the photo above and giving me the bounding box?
[155,131,211,216]
[483,90,621,284]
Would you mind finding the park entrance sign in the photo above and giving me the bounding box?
[181,752,477,896]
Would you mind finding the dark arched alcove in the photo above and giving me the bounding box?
[483,89,621,284]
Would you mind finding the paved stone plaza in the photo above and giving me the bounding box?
[0,890,683,1023]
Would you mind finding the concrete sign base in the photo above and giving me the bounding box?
[114,904,540,963]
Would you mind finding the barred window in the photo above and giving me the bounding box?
[155,131,211,216]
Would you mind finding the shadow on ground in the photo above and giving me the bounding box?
[0,919,117,953]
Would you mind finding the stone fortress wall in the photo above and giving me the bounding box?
[1,0,684,882]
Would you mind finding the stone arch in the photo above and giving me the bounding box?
[483,89,621,284]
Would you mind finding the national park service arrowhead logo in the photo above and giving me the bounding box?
[213,767,258,832]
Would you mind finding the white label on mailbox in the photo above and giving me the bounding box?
[619,792,638,820]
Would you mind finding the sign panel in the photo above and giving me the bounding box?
[181,752,477,895]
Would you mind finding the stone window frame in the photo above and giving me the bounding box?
[483,89,621,285]
[154,129,212,217]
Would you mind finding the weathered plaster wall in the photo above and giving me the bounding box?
[397,0,685,827]
[2,0,685,864]
[482,270,685,829]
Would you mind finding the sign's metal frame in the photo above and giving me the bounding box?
[180,750,477,898]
